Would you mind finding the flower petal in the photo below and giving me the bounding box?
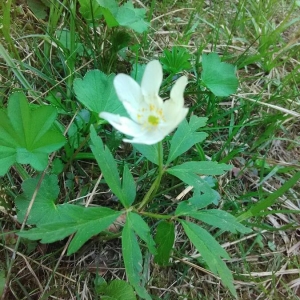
[100,112,144,137]
[170,76,188,106]
[114,74,142,107]
[162,101,188,131]
[141,60,163,99]
[124,129,166,145]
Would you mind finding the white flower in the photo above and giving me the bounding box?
[100,60,188,145]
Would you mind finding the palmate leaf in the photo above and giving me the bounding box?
[180,220,237,297]
[0,92,65,176]
[160,47,192,74]
[97,0,149,33]
[201,53,238,97]
[73,70,126,115]
[16,175,122,255]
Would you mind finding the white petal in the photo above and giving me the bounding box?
[170,76,188,106]
[163,101,188,130]
[100,112,144,137]
[124,129,165,145]
[141,60,163,98]
[114,74,142,107]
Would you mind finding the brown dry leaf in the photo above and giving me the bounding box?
[106,214,126,233]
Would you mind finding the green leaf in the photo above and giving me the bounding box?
[90,126,135,207]
[180,220,236,297]
[18,205,121,255]
[78,0,102,21]
[67,206,121,255]
[168,166,222,209]
[15,175,64,225]
[121,165,136,207]
[133,143,162,165]
[201,53,238,97]
[94,276,108,294]
[101,280,136,300]
[122,219,151,300]
[73,70,126,115]
[188,210,251,234]
[0,92,65,175]
[56,29,84,55]
[27,0,48,19]
[238,171,300,221]
[160,47,192,73]
[97,0,119,27]
[167,116,208,164]
[89,126,122,203]
[154,221,175,266]
[175,189,219,215]
[117,1,149,33]
[111,30,131,53]
[128,212,156,255]
[168,161,232,176]
[130,63,146,84]
[16,174,121,255]
[97,0,149,33]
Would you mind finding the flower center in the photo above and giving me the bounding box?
[148,115,159,126]
[137,103,165,130]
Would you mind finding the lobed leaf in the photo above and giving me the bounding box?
[16,174,121,255]
[188,209,252,234]
[133,143,162,165]
[90,126,136,207]
[73,70,125,115]
[127,212,156,255]
[15,175,64,225]
[97,0,149,33]
[100,280,136,300]
[201,53,238,97]
[175,189,219,215]
[78,0,102,21]
[122,219,151,300]
[0,92,65,175]
[121,165,136,207]
[180,220,237,297]
[167,116,208,164]
[168,161,232,176]
[18,205,121,255]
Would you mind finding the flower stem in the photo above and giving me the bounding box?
[138,142,164,211]
[139,211,172,220]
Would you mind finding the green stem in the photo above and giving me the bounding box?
[14,163,30,180]
[138,142,164,211]
[139,211,173,220]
